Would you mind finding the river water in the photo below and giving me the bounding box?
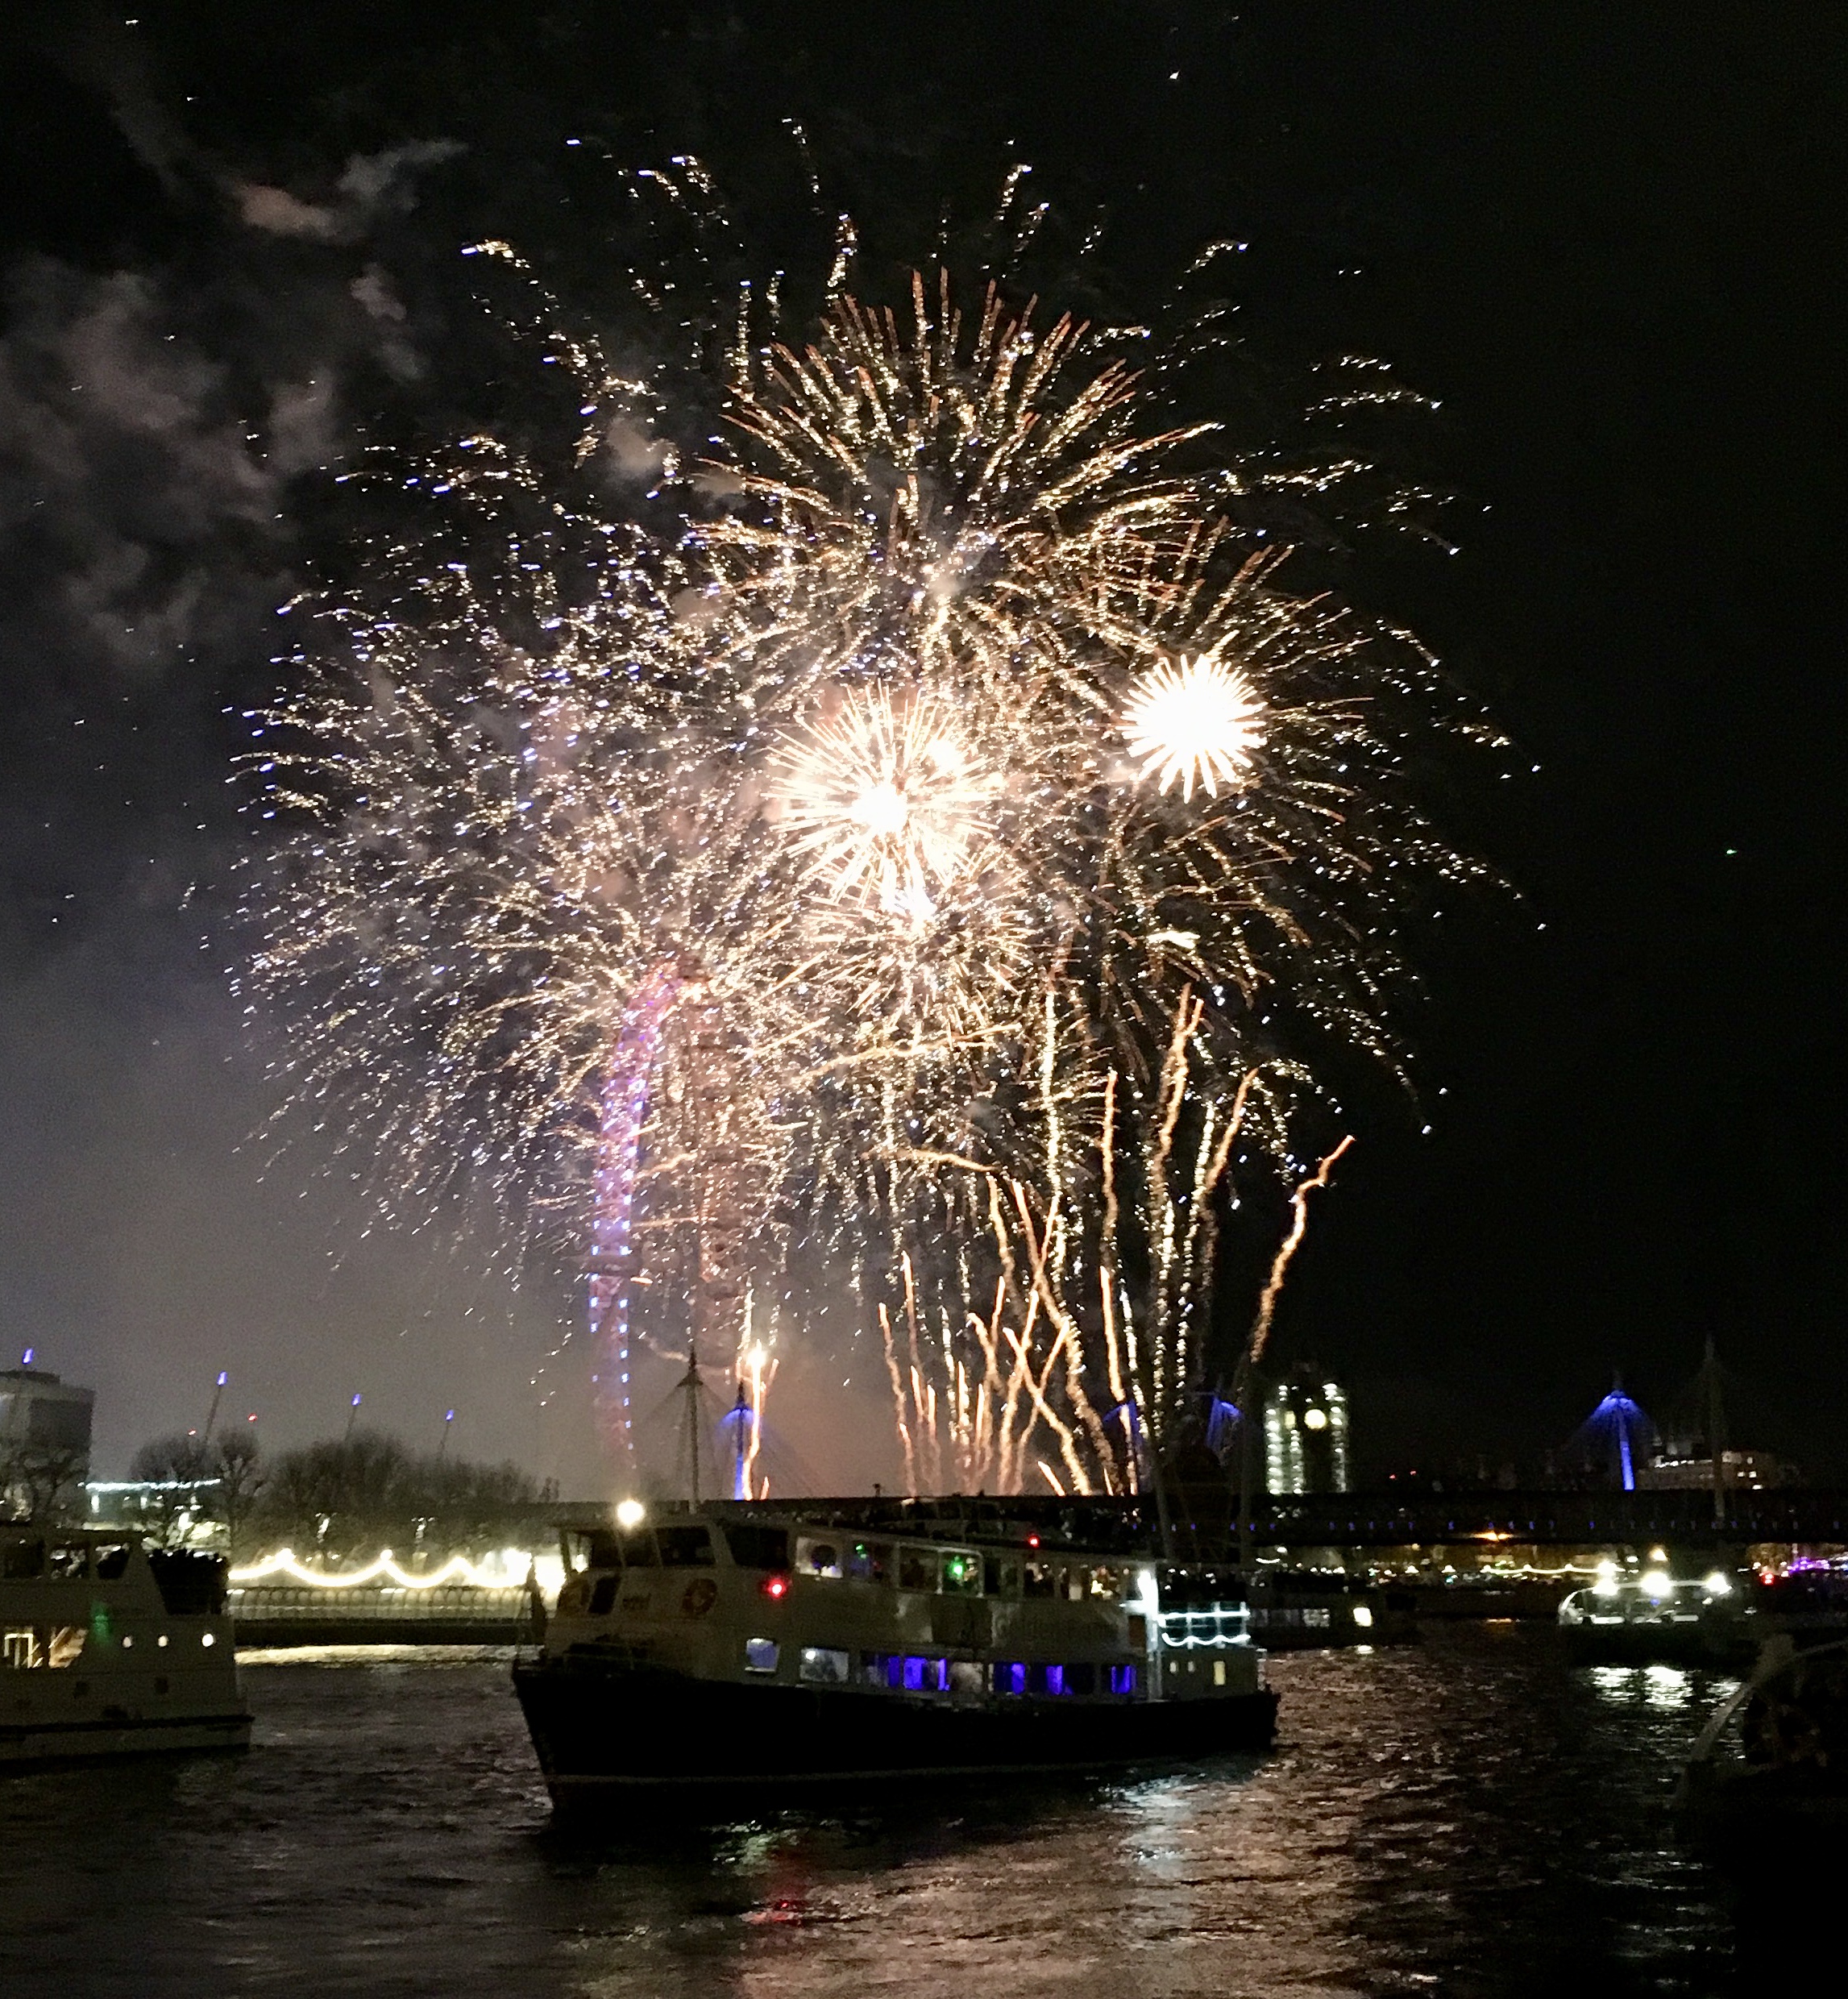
[0,1627,1803,1996]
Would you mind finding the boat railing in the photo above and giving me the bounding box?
[228,1584,531,1623]
[1683,1632,1848,1777]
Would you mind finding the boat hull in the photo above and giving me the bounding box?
[1,1708,251,1769]
[515,1652,1278,1802]
[1562,1620,1753,1669]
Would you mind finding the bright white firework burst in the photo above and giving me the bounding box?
[1122,654,1267,801]
[773,685,1001,929]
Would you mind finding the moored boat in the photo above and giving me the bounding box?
[514,1499,1277,1806]
[2,1526,250,1767]
[1557,1562,1752,1667]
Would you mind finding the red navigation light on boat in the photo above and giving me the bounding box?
[760,1573,790,1599]
[1026,1534,1040,1549]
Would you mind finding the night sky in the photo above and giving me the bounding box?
[2,4,1840,1490]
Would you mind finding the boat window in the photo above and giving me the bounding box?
[48,1546,89,1580]
[861,1650,898,1686]
[744,1637,779,1674]
[796,1537,842,1579]
[1108,1664,1138,1696]
[1086,1567,1123,1601]
[845,1540,892,1584]
[657,1527,714,1567]
[2,1542,44,1581]
[1067,1663,1097,1696]
[899,1548,938,1593]
[564,1529,619,1571]
[1024,1561,1057,1598]
[588,1575,619,1615]
[949,1660,985,1696]
[993,1660,1027,1695]
[798,1646,851,1684]
[3,1627,39,1669]
[95,1545,132,1581]
[941,1551,981,1596]
[615,1527,658,1567]
[1030,1663,1069,1696]
[48,1627,87,1669]
[983,1556,1021,1597]
[1065,1569,1087,1602]
[901,1654,949,1693]
[722,1524,791,1572]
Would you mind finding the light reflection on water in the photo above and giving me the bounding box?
[0,1627,1785,1997]
[1588,1661,1704,1711]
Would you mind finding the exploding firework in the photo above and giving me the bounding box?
[772,686,1000,928]
[1122,653,1266,801]
[243,194,1494,1494]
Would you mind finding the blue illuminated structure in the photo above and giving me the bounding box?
[1203,1395,1242,1460]
[1569,1375,1659,1491]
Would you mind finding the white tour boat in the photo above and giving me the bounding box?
[2,1526,250,1767]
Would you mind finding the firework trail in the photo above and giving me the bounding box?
[1245,1134,1356,1379]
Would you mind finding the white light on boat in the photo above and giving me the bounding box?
[614,1499,646,1530]
[201,1632,216,1647]
[1592,1561,1621,1598]
[1352,1604,1374,1627]
[1702,1571,1733,1596]
[1639,1569,1672,1600]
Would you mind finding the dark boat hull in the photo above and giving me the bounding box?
[1562,1620,1753,1669]
[514,1654,1278,1802]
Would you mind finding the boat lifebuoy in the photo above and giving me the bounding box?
[681,1577,719,1618]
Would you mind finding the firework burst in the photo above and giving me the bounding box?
[243,202,1496,1494]
[1122,653,1266,800]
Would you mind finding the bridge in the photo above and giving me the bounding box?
[1234,1487,1848,1552]
[697,1487,1848,1556]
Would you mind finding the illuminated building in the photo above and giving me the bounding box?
[1262,1367,1350,1494]
[1635,1448,1795,1492]
[1638,1338,1796,1491]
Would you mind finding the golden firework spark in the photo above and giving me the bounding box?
[1123,653,1266,800]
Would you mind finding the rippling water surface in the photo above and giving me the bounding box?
[0,1627,1799,1996]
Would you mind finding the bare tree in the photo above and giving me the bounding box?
[123,1432,270,1552]
[0,1437,89,1523]
[251,1428,540,1565]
